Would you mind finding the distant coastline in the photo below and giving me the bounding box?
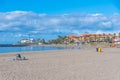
[0,44,30,47]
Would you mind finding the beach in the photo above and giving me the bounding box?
[0,48,120,80]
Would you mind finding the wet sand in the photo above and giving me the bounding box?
[0,48,120,80]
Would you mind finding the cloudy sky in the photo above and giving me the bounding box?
[0,0,120,43]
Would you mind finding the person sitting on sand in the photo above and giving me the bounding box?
[15,54,28,61]
[16,54,22,60]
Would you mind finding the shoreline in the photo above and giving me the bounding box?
[0,45,119,55]
[0,43,118,54]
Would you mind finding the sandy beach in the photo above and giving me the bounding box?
[0,47,120,80]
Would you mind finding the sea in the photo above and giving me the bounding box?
[0,46,65,53]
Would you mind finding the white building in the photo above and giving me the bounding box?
[20,38,34,44]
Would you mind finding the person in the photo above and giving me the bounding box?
[16,54,21,60]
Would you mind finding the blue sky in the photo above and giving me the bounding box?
[0,0,120,43]
[0,0,119,14]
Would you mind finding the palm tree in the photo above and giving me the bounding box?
[57,35,65,44]
[119,32,120,38]
[98,34,101,43]
[113,33,116,39]
[94,34,97,42]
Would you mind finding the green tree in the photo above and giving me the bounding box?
[57,35,64,44]
[41,39,46,44]
[113,33,116,39]
[119,32,120,38]
[48,35,66,44]
[94,34,96,42]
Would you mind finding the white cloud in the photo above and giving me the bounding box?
[100,21,112,27]
[90,13,103,17]
[0,11,120,37]
[39,13,47,17]
[96,30,104,34]
[49,18,60,25]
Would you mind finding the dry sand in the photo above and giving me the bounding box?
[0,48,120,80]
